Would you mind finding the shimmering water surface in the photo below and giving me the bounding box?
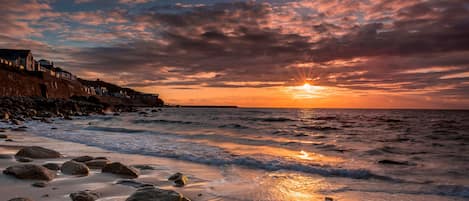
[28,108,469,200]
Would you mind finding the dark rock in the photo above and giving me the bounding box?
[0,129,5,132]
[325,197,333,201]
[139,111,148,115]
[3,164,56,181]
[113,113,120,116]
[5,138,13,142]
[70,190,100,201]
[12,127,27,132]
[15,146,61,159]
[102,162,139,178]
[133,165,156,170]
[94,156,108,160]
[168,172,188,187]
[125,186,190,201]
[43,163,61,171]
[0,134,7,138]
[85,159,109,169]
[61,160,89,176]
[16,157,33,163]
[378,159,413,166]
[116,179,154,188]
[32,182,47,188]
[11,119,22,125]
[7,198,34,201]
[72,155,95,163]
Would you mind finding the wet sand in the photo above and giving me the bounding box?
[0,129,223,201]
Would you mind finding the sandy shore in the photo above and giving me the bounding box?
[0,128,225,201]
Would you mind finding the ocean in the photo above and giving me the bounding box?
[28,108,469,201]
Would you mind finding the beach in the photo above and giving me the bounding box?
[0,108,468,201]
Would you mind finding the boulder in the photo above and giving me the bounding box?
[102,162,139,178]
[43,163,61,171]
[3,164,55,181]
[168,172,188,187]
[61,161,89,176]
[125,186,191,201]
[85,159,109,169]
[15,146,61,159]
[0,134,7,138]
[16,157,33,163]
[72,156,94,163]
[8,198,34,201]
[70,190,100,201]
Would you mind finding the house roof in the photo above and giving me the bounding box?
[0,49,31,59]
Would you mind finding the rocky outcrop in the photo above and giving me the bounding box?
[85,159,109,169]
[72,156,94,163]
[70,190,100,201]
[125,186,190,201]
[15,146,61,159]
[3,164,56,181]
[168,172,188,187]
[102,162,139,178]
[61,161,89,176]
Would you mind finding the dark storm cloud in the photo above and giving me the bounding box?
[1,0,469,101]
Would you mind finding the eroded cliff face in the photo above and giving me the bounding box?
[0,64,88,98]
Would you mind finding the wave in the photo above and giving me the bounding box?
[218,123,250,129]
[298,125,340,131]
[240,117,295,122]
[85,126,146,133]
[132,119,199,125]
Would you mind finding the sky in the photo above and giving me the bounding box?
[1,0,469,109]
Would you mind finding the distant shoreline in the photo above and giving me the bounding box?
[174,105,238,108]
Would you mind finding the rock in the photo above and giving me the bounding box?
[139,111,148,115]
[125,186,190,201]
[85,159,109,169]
[16,157,33,163]
[325,197,333,201]
[72,155,95,163]
[11,119,23,125]
[61,160,89,176]
[102,162,139,178]
[151,109,158,113]
[70,190,100,201]
[7,198,34,201]
[168,172,188,187]
[3,164,56,181]
[0,154,13,159]
[2,112,9,120]
[113,113,120,116]
[15,146,61,159]
[116,179,154,188]
[5,138,13,142]
[43,163,61,171]
[133,165,156,170]
[12,127,27,132]
[0,129,5,132]
[32,182,47,188]
[0,134,7,138]
[378,159,412,166]
[95,156,108,160]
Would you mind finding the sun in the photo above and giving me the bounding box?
[302,83,312,91]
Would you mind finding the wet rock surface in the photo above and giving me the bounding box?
[125,186,191,201]
[15,146,61,159]
[3,164,56,181]
[102,162,139,178]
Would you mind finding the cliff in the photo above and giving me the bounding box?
[0,63,87,98]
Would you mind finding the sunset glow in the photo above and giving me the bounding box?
[0,0,468,109]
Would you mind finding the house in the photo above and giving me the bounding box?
[37,59,56,76]
[0,49,34,71]
[54,67,73,80]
